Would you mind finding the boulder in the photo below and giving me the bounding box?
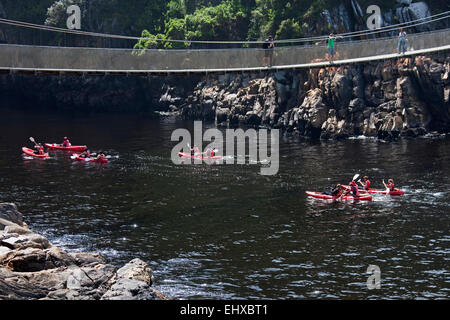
[301,88,329,129]
[0,203,24,227]
[0,205,166,300]
[215,107,230,125]
[116,258,153,285]
[101,258,157,300]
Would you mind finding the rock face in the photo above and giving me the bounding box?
[0,203,167,300]
[1,53,448,140]
[176,54,450,140]
[0,73,200,114]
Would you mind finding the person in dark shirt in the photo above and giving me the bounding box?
[262,35,275,67]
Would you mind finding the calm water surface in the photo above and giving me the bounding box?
[0,106,448,299]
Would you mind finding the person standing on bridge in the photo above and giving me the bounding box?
[262,35,275,67]
[327,33,343,63]
[398,28,408,54]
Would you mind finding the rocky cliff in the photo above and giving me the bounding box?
[175,53,450,140]
[0,203,168,300]
[0,73,200,114]
[1,52,449,139]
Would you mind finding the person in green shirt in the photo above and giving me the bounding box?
[327,33,342,62]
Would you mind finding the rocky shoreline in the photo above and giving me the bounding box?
[1,52,449,140]
[0,203,168,300]
[173,54,450,140]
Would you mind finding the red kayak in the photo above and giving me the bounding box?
[72,153,108,164]
[342,185,404,196]
[45,143,87,152]
[178,152,222,160]
[306,191,372,201]
[22,147,49,158]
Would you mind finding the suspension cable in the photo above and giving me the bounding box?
[0,10,449,45]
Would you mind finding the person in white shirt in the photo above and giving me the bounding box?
[398,29,407,54]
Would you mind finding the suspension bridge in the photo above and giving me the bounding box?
[0,14,449,76]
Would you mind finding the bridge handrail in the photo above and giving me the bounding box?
[0,45,449,74]
[0,29,449,73]
[0,28,449,53]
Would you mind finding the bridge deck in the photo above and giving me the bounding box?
[0,29,449,75]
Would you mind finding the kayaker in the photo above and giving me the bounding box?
[323,184,343,197]
[204,148,216,157]
[96,154,106,161]
[62,137,71,147]
[191,146,200,156]
[383,179,397,192]
[359,176,371,190]
[34,143,45,155]
[344,180,360,197]
[79,150,91,158]
[331,184,343,197]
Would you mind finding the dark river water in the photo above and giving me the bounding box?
[0,105,448,300]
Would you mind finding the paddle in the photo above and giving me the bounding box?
[187,143,193,155]
[29,136,46,156]
[358,179,366,189]
[382,179,390,195]
[29,137,38,147]
[340,174,360,199]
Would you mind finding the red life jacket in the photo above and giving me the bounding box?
[349,182,359,196]
[364,180,371,190]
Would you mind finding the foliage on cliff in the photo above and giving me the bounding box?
[1,0,448,48]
